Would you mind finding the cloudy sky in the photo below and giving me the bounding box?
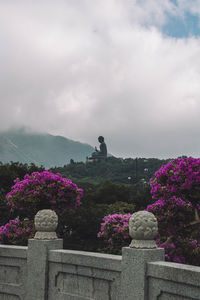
[1,0,200,159]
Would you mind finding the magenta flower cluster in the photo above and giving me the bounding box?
[147,157,200,265]
[146,196,193,234]
[156,236,200,264]
[97,213,131,254]
[98,158,200,265]
[0,219,34,246]
[146,196,200,264]
[150,157,200,204]
[6,170,83,217]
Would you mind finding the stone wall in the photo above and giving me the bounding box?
[0,245,27,300]
[0,210,199,299]
[147,261,200,299]
[48,249,121,299]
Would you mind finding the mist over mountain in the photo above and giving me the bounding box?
[0,128,94,168]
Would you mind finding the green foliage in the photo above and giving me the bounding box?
[0,161,45,198]
[6,170,82,219]
[0,158,163,252]
[58,199,108,251]
[97,213,131,254]
[129,182,153,211]
[147,158,200,265]
[54,156,171,185]
[0,162,45,225]
[92,180,131,204]
[0,219,35,246]
[49,157,174,252]
[57,182,135,252]
[2,169,83,247]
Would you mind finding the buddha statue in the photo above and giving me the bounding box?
[91,136,107,160]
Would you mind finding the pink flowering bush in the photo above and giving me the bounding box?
[146,196,194,237]
[98,158,200,265]
[97,213,131,254]
[147,157,200,265]
[6,170,83,219]
[1,170,83,246]
[0,219,34,246]
[150,157,200,206]
[146,196,200,265]
[156,235,200,265]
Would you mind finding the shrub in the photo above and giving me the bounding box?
[150,157,200,207]
[97,213,131,254]
[147,157,200,265]
[146,196,200,265]
[6,170,83,219]
[98,158,200,265]
[0,219,34,246]
[3,170,83,246]
[0,162,45,226]
[146,196,194,237]
[156,235,200,265]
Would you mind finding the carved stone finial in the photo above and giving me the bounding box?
[129,211,158,248]
[34,209,58,239]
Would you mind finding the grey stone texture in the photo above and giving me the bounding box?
[34,209,58,239]
[0,239,200,300]
[0,245,28,300]
[147,261,200,299]
[129,210,158,248]
[0,210,200,299]
[48,249,122,300]
[26,238,63,300]
[121,247,165,300]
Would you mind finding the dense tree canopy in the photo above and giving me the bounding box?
[53,156,171,185]
[98,157,200,266]
[0,162,45,225]
[0,159,154,250]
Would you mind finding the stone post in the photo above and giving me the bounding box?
[26,209,63,300]
[120,211,165,300]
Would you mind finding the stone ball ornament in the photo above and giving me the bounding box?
[34,209,58,239]
[129,211,158,248]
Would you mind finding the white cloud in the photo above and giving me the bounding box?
[0,0,200,158]
[176,0,200,15]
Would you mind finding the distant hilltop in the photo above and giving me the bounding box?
[0,128,94,168]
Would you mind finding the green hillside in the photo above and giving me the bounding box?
[0,129,94,168]
[53,156,172,186]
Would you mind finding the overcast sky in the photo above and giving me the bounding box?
[1,0,200,159]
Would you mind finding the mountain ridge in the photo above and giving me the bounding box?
[0,129,94,168]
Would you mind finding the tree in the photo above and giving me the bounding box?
[98,158,200,265]
[147,157,200,265]
[1,170,83,246]
[0,162,45,226]
[97,213,131,254]
[6,170,83,219]
[92,180,131,204]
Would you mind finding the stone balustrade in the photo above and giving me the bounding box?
[0,209,199,299]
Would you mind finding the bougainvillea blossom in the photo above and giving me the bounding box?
[98,158,200,265]
[6,170,83,218]
[97,213,131,254]
[0,219,34,246]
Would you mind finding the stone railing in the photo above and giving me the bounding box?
[0,209,199,299]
